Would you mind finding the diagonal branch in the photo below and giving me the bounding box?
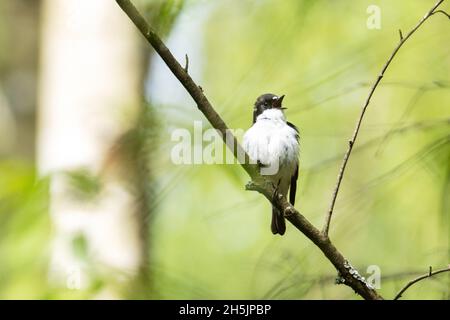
[394,266,450,300]
[322,0,447,236]
[116,0,384,300]
[116,0,447,300]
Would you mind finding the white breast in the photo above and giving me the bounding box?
[243,109,299,185]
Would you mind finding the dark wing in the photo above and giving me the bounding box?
[287,121,299,205]
[289,164,298,206]
[287,121,300,141]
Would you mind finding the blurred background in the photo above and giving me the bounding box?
[0,0,449,299]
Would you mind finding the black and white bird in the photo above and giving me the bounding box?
[243,94,299,235]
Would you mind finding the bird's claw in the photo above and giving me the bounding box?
[271,179,282,202]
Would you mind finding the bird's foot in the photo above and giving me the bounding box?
[271,179,282,203]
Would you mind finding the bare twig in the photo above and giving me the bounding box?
[322,0,447,236]
[432,9,450,18]
[184,53,189,73]
[116,0,383,300]
[394,266,450,300]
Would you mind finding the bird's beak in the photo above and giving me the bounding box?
[273,95,285,109]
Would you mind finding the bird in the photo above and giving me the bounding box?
[243,93,299,235]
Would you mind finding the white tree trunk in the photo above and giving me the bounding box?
[38,0,146,296]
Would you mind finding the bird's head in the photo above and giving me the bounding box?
[253,93,285,119]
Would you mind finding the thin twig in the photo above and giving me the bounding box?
[322,0,446,236]
[394,266,450,300]
[184,53,189,73]
[432,9,450,18]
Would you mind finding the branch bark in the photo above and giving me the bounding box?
[394,266,450,300]
[322,0,446,236]
[116,0,447,300]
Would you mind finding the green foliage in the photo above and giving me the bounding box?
[65,169,101,202]
[138,0,185,36]
[0,0,449,300]
[71,233,89,261]
[0,159,51,299]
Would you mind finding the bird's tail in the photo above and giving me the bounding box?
[271,206,286,235]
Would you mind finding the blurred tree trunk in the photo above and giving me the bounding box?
[38,0,149,297]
